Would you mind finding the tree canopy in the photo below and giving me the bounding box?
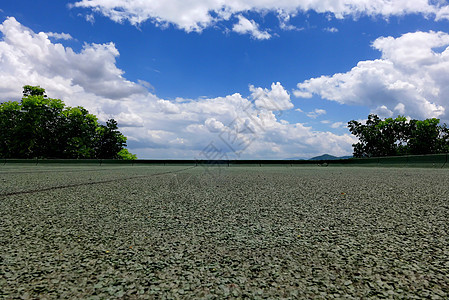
[0,85,137,160]
[348,114,449,158]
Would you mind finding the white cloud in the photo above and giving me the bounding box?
[205,118,225,132]
[71,0,447,33]
[372,105,393,118]
[0,17,355,159]
[78,13,95,24]
[114,112,144,127]
[277,9,302,31]
[324,27,338,33]
[293,89,313,98]
[307,108,327,119]
[232,15,271,40]
[394,103,406,115]
[250,82,293,111]
[330,121,345,129]
[0,17,146,103]
[157,99,181,114]
[46,32,74,40]
[85,13,95,24]
[295,31,449,121]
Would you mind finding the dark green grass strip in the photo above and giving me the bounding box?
[0,166,153,175]
[0,166,197,197]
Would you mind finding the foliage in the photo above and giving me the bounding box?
[348,114,449,157]
[0,86,137,159]
[117,148,138,160]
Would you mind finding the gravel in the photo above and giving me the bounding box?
[1,164,448,299]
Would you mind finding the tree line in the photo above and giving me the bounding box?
[348,114,449,158]
[0,86,136,160]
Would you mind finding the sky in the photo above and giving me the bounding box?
[2,1,449,159]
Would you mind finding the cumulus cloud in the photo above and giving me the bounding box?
[205,118,225,132]
[307,109,327,119]
[250,82,293,111]
[0,17,146,103]
[46,32,74,40]
[70,0,447,33]
[394,103,406,115]
[330,121,345,129]
[295,31,449,121]
[232,15,271,40]
[0,17,355,159]
[157,99,181,114]
[372,105,394,118]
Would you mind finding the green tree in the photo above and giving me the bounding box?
[348,114,406,157]
[60,106,98,158]
[117,148,137,160]
[23,85,47,97]
[0,85,137,159]
[439,124,449,153]
[4,87,61,158]
[95,119,128,159]
[0,101,21,158]
[407,119,441,155]
[348,114,449,158]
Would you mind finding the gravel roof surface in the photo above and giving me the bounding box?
[1,164,448,299]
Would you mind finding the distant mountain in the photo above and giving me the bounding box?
[284,154,352,160]
[309,154,352,161]
[284,157,307,160]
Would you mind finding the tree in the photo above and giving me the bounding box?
[117,148,138,160]
[95,119,128,159]
[348,114,449,158]
[407,119,441,155]
[439,124,449,153]
[0,86,137,159]
[23,85,47,97]
[19,90,65,158]
[60,106,99,158]
[0,101,21,158]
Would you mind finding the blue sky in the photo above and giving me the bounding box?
[2,1,449,159]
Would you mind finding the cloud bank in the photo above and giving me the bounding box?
[70,0,448,34]
[294,31,449,121]
[0,17,355,159]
